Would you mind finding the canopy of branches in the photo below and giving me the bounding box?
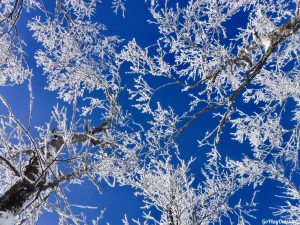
[0,0,300,224]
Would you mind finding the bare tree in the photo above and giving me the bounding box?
[0,0,300,224]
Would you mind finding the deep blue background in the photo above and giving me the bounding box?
[0,0,293,224]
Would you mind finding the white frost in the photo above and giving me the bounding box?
[0,211,15,225]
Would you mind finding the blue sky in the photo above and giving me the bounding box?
[1,0,296,224]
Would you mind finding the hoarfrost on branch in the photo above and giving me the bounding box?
[0,0,300,224]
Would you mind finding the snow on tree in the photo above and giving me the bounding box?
[0,0,299,224]
[121,0,300,224]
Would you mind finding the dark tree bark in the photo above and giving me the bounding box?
[0,120,110,214]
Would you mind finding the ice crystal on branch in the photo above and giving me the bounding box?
[1,0,300,224]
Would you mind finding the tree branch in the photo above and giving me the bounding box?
[176,13,300,140]
[0,118,112,214]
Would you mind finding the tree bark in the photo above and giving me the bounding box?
[0,119,110,214]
